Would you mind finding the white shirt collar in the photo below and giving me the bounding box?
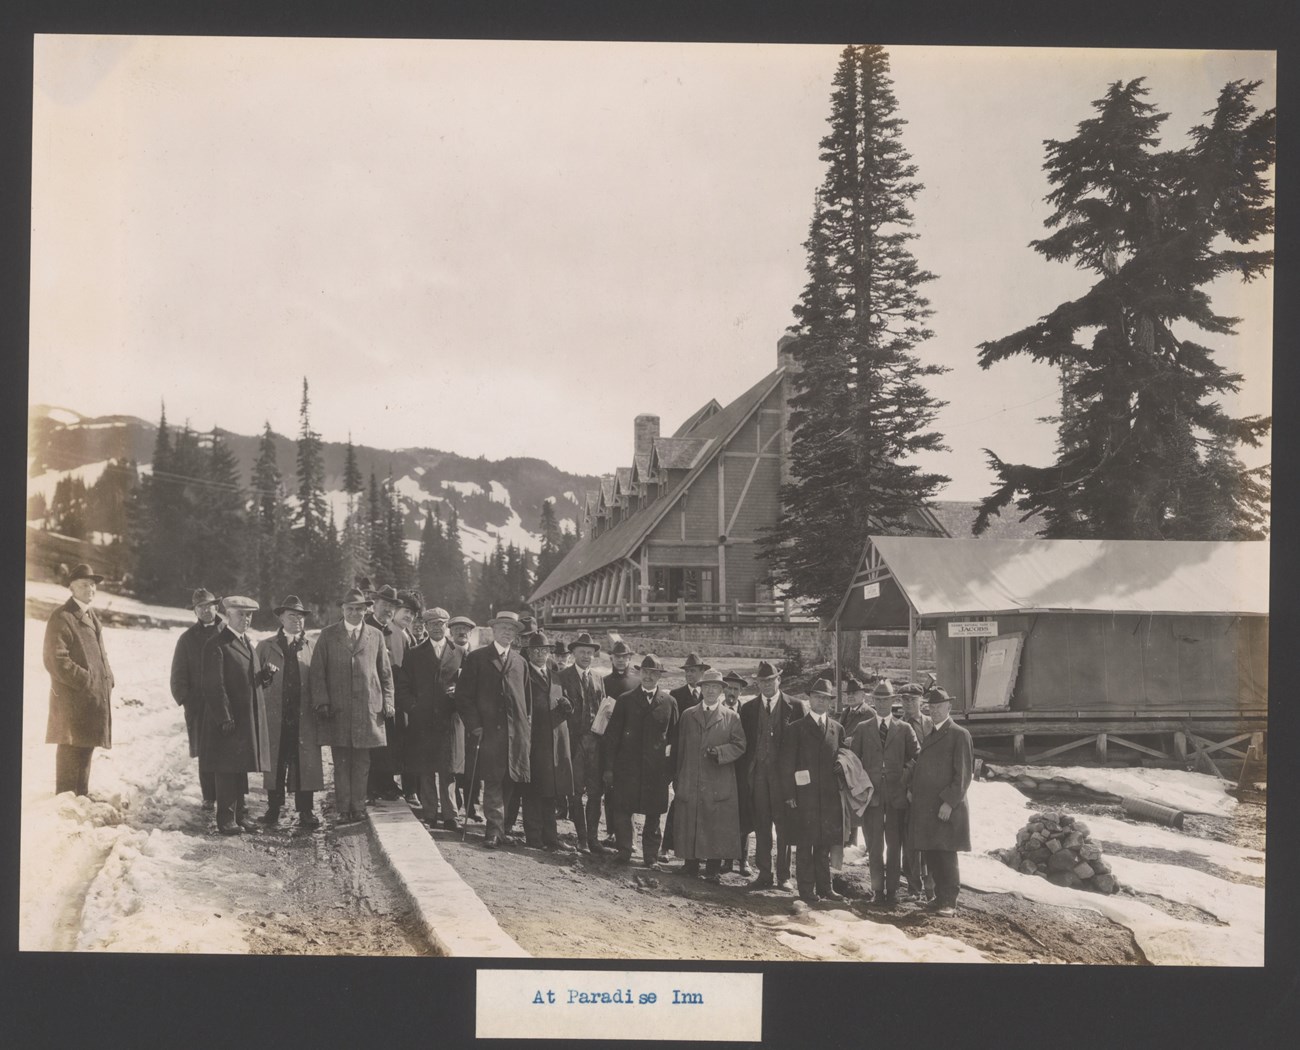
[932,716,951,730]
[72,597,92,614]
[494,641,511,658]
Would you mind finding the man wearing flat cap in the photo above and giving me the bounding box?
[780,679,847,904]
[521,631,576,851]
[674,669,747,882]
[364,584,407,802]
[557,632,608,853]
[256,596,323,829]
[310,588,395,824]
[905,686,972,916]
[43,564,115,797]
[738,660,805,890]
[399,605,465,830]
[455,610,531,848]
[200,596,275,835]
[170,587,224,810]
[602,655,679,865]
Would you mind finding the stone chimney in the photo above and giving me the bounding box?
[777,332,801,374]
[634,414,660,459]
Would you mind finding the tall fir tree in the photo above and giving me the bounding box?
[535,500,564,583]
[417,505,444,601]
[248,422,293,611]
[761,44,949,630]
[294,379,333,612]
[366,471,386,581]
[192,427,246,598]
[440,506,470,614]
[130,402,176,599]
[974,79,1274,540]
[384,477,414,588]
[342,433,363,509]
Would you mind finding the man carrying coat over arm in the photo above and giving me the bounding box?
[905,686,972,917]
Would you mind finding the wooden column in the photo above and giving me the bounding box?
[640,546,650,623]
[717,457,727,603]
[908,603,918,682]
[834,619,842,706]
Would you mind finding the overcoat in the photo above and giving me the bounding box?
[603,686,679,815]
[905,718,973,852]
[256,631,324,792]
[673,703,747,860]
[524,664,575,798]
[398,634,464,775]
[846,712,919,810]
[670,683,701,718]
[903,712,934,745]
[556,662,605,786]
[170,617,223,757]
[308,620,394,749]
[841,703,873,740]
[198,626,272,774]
[737,691,804,836]
[366,614,407,775]
[456,641,531,784]
[779,713,847,848]
[601,668,640,703]
[44,597,114,749]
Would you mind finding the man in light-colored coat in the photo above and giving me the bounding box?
[169,587,223,809]
[674,669,747,882]
[905,687,972,917]
[256,595,323,829]
[310,588,395,824]
[43,564,115,797]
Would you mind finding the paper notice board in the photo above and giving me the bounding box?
[971,632,1024,711]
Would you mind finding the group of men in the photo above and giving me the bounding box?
[42,563,973,915]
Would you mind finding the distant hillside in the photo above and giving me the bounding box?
[28,404,598,563]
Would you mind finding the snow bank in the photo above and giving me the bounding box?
[392,474,429,504]
[488,480,510,504]
[1082,812,1265,878]
[763,908,987,964]
[27,460,113,504]
[987,764,1236,816]
[441,480,484,497]
[26,580,192,623]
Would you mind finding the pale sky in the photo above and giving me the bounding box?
[29,37,1274,500]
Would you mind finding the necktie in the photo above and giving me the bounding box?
[879,719,888,747]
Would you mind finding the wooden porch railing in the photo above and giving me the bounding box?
[537,599,806,624]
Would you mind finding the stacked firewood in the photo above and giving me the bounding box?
[996,810,1120,894]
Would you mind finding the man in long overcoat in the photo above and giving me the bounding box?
[738,660,805,890]
[846,680,920,904]
[170,587,223,810]
[595,640,639,848]
[898,683,935,899]
[719,670,752,875]
[364,584,407,802]
[200,596,274,835]
[602,655,679,866]
[674,669,747,881]
[310,588,395,824]
[905,687,972,916]
[780,678,847,904]
[43,563,115,797]
[455,610,530,848]
[399,606,464,830]
[521,631,576,850]
[556,632,606,853]
[662,652,709,856]
[256,595,323,829]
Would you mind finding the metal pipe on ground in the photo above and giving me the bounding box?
[1121,796,1186,829]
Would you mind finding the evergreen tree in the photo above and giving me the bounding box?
[131,403,176,599]
[249,422,293,610]
[761,44,949,622]
[536,500,564,583]
[366,471,386,580]
[48,477,89,539]
[974,78,1273,540]
[384,478,414,588]
[293,379,334,611]
[440,506,470,614]
[27,491,48,524]
[192,427,246,598]
[86,460,137,541]
[417,505,444,600]
[342,433,363,507]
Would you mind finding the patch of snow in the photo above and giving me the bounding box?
[562,491,577,502]
[1083,811,1265,878]
[67,421,129,431]
[413,466,425,476]
[557,518,576,535]
[26,580,192,622]
[392,475,430,504]
[405,538,422,563]
[762,906,987,964]
[27,460,113,505]
[137,462,152,477]
[987,764,1236,816]
[43,407,82,425]
[488,481,510,505]
[90,531,118,546]
[441,480,484,498]
[543,495,555,504]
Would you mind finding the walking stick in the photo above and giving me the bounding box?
[461,732,481,842]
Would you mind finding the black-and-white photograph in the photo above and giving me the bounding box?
[22,36,1272,966]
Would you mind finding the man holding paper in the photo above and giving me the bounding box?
[557,632,610,853]
[780,678,847,904]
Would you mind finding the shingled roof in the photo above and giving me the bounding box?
[672,398,722,437]
[651,436,711,471]
[531,368,786,601]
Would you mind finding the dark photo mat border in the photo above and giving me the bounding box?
[0,2,1295,1048]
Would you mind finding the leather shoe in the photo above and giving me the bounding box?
[484,834,502,849]
[776,879,794,893]
[614,849,632,864]
[218,823,244,836]
[933,906,956,917]
[259,808,281,825]
[201,800,215,812]
[749,874,775,889]
[587,839,610,855]
[298,812,322,830]
[682,860,701,876]
[440,818,460,832]
[819,889,845,902]
[798,892,818,905]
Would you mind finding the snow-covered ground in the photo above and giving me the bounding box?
[28,460,114,505]
[26,580,194,623]
[986,763,1238,816]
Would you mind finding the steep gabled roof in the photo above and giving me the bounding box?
[652,436,711,471]
[673,398,722,437]
[615,467,634,496]
[632,453,653,485]
[598,476,616,510]
[531,368,786,601]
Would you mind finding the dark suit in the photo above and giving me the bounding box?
[739,692,805,882]
[780,712,846,899]
[901,712,935,893]
[170,616,223,803]
[558,662,606,847]
[906,718,973,908]
[365,613,408,795]
[200,626,273,830]
[399,633,464,821]
[604,686,679,861]
[847,713,919,897]
[456,641,531,840]
[43,597,115,796]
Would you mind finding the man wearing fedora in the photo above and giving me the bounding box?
[43,563,116,797]
[846,677,920,905]
[738,661,805,890]
[557,632,608,853]
[780,678,847,904]
[256,595,323,829]
[593,639,637,848]
[839,677,872,738]
[447,615,482,820]
[310,588,395,824]
[674,669,747,882]
[364,584,407,802]
[898,683,935,899]
[663,652,710,857]
[602,655,679,865]
[200,596,275,835]
[520,630,576,851]
[456,609,531,848]
[719,670,751,876]
[170,587,224,810]
[905,686,972,916]
[399,606,464,830]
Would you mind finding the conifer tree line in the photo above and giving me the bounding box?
[766,45,1274,627]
